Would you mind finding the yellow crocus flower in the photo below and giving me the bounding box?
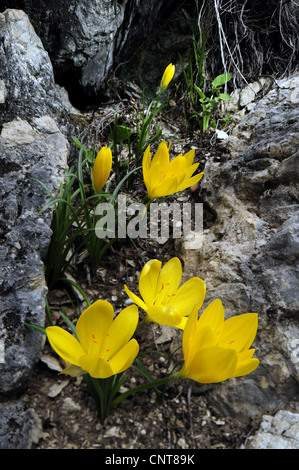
[124,257,206,329]
[178,299,259,383]
[161,63,175,90]
[46,300,139,379]
[142,140,204,201]
[92,146,113,193]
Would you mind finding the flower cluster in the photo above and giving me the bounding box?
[47,257,259,385]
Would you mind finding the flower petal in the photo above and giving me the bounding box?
[92,146,112,193]
[155,257,182,304]
[161,63,175,90]
[218,312,258,352]
[151,140,170,168]
[76,300,114,355]
[233,349,259,377]
[150,176,180,199]
[198,299,224,338]
[79,354,113,379]
[142,144,151,186]
[147,305,182,327]
[172,277,206,315]
[46,326,85,367]
[101,305,139,358]
[124,284,147,311]
[182,345,238,383]
[182,305,198,362]
[139,259,162,306]
[177,172,204,192]
[109,339,139,375]
[184,148,195,166]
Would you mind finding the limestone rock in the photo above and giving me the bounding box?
[178,74,299,422]
[0,9,69,449]
[0,8,69,397]
[246,410,299,449]
[0,398,43,449]
[0,116,69,395]
[1,0,175,95]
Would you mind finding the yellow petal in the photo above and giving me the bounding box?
[124,284,147,311]
[149,176,179,199]
[182,324,217,372]
[166,156,187,184]
[155,257,182,304]
[92,146,112,193]
[139,259,162,306]
[183,162,200,180]
[101,305,139,359]
[184,148,195,166]
[150,141,170,169]
[174,316,189,330]
[109,339,139,375]
[233,349,259,377]
[177,171,204,192]
[182,346,238,383]
[161,63,175,90]
[182,305,198,362]
[46,326,85,367]
[147,305,182,327]
[76,300,114,355]
[79,354,113,379]
[198,299,224,338]
[142,145,151,187]
[172,277,206,315]
[218,312,258,352]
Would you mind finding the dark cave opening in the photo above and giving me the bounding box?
[54,66,107,112]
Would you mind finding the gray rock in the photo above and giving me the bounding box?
[246,410,299,449]
[1,1,174,94]
[178,74,299,423]
[0,9,69,448]
[0,9,84,137]
[0,398,43,449]
[0,116,69,395]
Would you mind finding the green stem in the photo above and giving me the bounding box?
[112,373,180,408]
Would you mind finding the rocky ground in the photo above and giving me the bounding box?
[23,128,257,450]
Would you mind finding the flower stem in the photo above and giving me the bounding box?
[112,373,180,408]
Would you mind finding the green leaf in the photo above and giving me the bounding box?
[194,84,206,100]
[25,322,47,335]
[212,73,232,88]
[109,125,132,143]
[218,93,231,101]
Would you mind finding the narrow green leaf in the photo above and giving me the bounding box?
[25,322,47,335]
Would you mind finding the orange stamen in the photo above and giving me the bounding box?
[92,332,98,344]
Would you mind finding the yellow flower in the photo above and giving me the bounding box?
[46,300,139,379]
[178,299,259,383]
[142,140,203,201]
[124,257,206,329]
[92,146,112,193]
[161,63,175,90]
